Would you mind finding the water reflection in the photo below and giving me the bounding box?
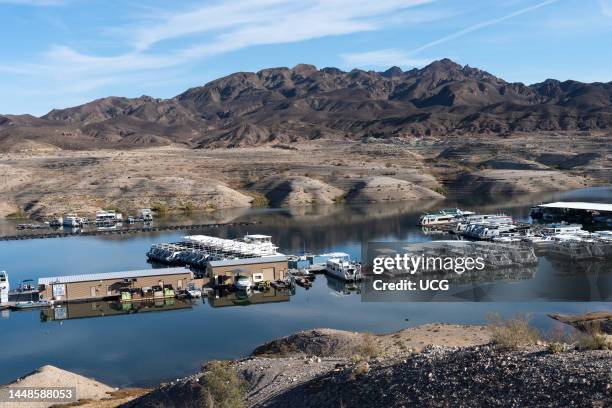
[40,298,194,322]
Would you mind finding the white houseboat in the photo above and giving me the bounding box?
[325,253,362,281]
[0,271,9,304]
[419,208,475,226]
[96,210,123,224]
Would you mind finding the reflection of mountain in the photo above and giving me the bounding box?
[40,298,194,322]
[207,288,291,308]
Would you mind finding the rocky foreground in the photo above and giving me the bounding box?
[123,323,611,408]
[3,322,610,408]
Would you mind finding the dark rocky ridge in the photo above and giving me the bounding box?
[2,58,612,151]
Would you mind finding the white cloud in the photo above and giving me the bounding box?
[2,0,443,105]
[409,0,561,54]
[340,49,431,69]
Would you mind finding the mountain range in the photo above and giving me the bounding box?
[1,58,611,151]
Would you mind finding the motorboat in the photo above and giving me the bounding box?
[234,275,252,291]
[186,283,202,298]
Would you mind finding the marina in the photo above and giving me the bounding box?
[0,187,610,387]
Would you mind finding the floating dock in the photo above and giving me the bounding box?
[0,221,262,241]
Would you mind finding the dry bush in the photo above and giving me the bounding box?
[199,360,247,408]
[354,332,382,361]
[577,323,612,351]
[486,313,540,350]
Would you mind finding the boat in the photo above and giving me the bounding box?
[0,271,9,304]
[62,214,81,227]
[139,208,153,221]
[294,276,312,288]
[186,283,202,298]
[49,218,62,227]
[454,215,514,233]
[419,208,475,226]
[325,253,362,281]
[540,223,587,237]
[96,210,123,224]
[234,275,252,291]
[271,280,291,289]
[10,300,51,310]
[592,231,612,241]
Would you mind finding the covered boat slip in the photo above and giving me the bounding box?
[533,202,612,223]
[38,267,196,303]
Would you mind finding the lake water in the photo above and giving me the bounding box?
[0,187,611,387]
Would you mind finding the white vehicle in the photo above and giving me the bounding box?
[326,253,362,281]
[62,214,81,227]
[0,271,9,304]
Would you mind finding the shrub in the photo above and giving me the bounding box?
[486,313,540,350]
[548,342,565,354]
[199,361,247,408]
[576,323,612,351]
[354,332,382,360]
[151,203,169,217]
[6,208,27,219]
[433,185,448,195]
[249,193,269,208]
[578,333,612,351]
[182,202,196,214]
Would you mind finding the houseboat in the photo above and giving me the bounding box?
[0,271,9,304]
[95,210,123,224]
[62,214,81,227]
[540,223,587,237]
[419,208,475,226]
[454,215,514,233]
[325,253,362,281]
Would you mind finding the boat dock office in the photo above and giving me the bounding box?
[207,255,288,286]
[38,267,197,303]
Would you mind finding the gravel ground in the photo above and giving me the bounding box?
[0,365,116,408]
[261,345,611,408]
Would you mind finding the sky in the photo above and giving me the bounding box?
[1,0,611,115]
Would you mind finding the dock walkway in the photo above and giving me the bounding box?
[0,221,262,241]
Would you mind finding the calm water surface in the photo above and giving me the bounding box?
[0,187,610,387]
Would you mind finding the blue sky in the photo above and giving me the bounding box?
[1,0,611,115]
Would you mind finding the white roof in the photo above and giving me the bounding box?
[244,234,271,239]
[38,267,192,285]
[538,202,612,212]
[208,255,287,268]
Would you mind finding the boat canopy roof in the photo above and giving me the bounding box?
[538,202,612,212]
